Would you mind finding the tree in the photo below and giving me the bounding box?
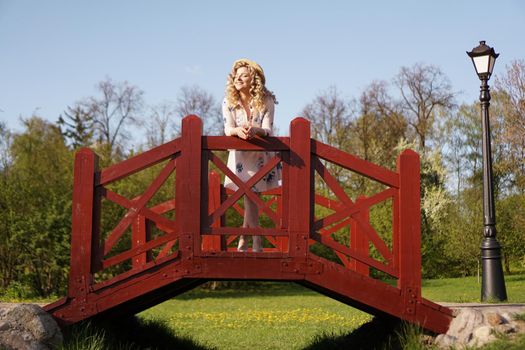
[301,86,356,190]
[81,78,144,160]
[497,195,525,273]
[0,122,16,290]
[443,104,482,195]
[355,81,407,168]
[0,122,12,171]
[301,86,355,151]
[144,101,178,148]
[0,117,73,296]
[494,60,525,194]
[394,63,456,150]
[175,85,222,136]
[57,105,94,149]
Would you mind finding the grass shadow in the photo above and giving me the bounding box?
[302,316,433,350]
[60,316,214,350]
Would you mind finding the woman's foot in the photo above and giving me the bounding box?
[237,235,248,252]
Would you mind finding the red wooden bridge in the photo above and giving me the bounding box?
[45,116,453,333]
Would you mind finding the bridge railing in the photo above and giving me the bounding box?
[309,138,421,295]
[67,115,421,304]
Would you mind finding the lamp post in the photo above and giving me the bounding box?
[467,41,507,302]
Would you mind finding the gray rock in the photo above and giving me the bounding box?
[501,312,514,322]
[468,325,495,348]
[446,308,483,344]
[486,312,505,326]
[514,319,525,333]
[494,323,515,334]
[434,304,525,349]
[0,303,63,350]
[434,334,457,347]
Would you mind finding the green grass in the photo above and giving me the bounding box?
[422,273,525,303]
[139,283,372,350]
[478,332,525,350]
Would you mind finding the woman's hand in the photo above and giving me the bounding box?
[235,126,267,139]
[235,126,250,139]
[246,126,267,139]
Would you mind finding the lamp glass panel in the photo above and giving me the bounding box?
[488,55,496,75]
[473,55,490,74]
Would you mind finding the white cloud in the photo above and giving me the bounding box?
[184,65,203,76]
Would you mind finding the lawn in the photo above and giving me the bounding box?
[422,273,525,303]
[139,283,372,350]
[135,274,525,349]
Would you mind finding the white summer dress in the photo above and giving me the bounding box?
[223,96,281,192]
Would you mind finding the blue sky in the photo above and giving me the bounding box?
[1,0,524,140]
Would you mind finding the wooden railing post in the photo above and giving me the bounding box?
[177,116,203,262]
[351,196,370,276]
[132,215,151,268]
[288,118,312,258]
[397,149,421,316]
[69,148,99,299]
[202,171,224,251]
[275,194,288,252]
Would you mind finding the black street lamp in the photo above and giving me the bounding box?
[467,41,507,302]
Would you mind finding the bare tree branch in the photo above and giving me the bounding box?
[394,63,456,150]
[175,85,222,135]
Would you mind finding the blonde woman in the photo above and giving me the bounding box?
[223,59,280,252]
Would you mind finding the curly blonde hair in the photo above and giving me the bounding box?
[225,59,277,113]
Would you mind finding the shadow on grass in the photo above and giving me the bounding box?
[60,316,214,350]
[302,317,432,350]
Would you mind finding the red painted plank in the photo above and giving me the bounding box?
[177,116,203,258]
[280,151,289,231]
[103,159,177,255]
[202,171,225,252]
[103,189,176,233]
[99,139,180,185]
[203,136,290,151]
[207,152,281,225]
[310,232,397,277]
[313,207,394,264]
[354,219,393,263]
[392,192,400,270]
[397,150,421,297]
[69,148,98,298]
[199,251,286,258]
[314,157,354,207]
[102,231,179,269]
[150,199,176,214]
[225,186,282,196]
[91,252,181,293]
[203,227,288,236]
[288,118,312,258]
[318,217,352,237]
[334,251,352,269]
[312,140,399,188]
[313,188,396,232]
[304,254,451,333]
[315,194,345,211]
[132,215,150,269]
[352,196,370,276]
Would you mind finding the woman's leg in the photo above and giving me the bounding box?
[241,195,262,252]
